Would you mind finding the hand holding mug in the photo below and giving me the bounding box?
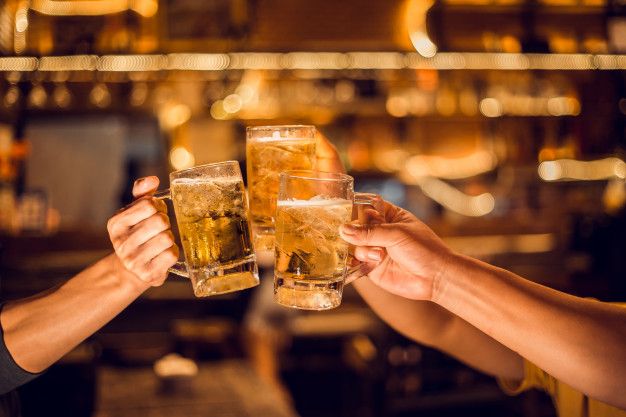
[107,176,179,287]
[340,199,454,301]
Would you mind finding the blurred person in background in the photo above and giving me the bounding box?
[1,177,178,417]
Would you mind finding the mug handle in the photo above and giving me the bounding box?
[344,192,384,285]
[153,189,189,278]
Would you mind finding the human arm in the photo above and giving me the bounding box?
[315,131,346,174]
[0,177,178,379]
[313,135,525,380]
[354,278,524,380]
[341,202,626,408]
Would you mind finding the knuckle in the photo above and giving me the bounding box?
[149,273,167,287]
[122,257,137,272]
[107,217,121,236]
[154,212,170,230]
[138,272,155,285]
[165,249,179,264]
[123,254,144,274]
[116,240,131,259]
[137,198,156,214]
[106,217,115,233]
[154,199,168,213]
[161,231,175,247]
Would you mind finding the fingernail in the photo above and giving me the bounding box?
[341,223,361,236]
[134,178,145,186]
[367,248,383,262]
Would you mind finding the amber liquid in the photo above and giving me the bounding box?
[246,138,316,250]
[273,198,352,310]
[171,177,258,296]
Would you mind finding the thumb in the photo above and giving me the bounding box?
[132,176,160,199]
[339,222,407,248]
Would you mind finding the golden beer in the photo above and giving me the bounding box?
[171,176,258,296]
[246,126,317,251]
[274,198,352,310]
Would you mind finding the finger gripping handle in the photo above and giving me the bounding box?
[346,193,384,284]
[153,188,171,200]
[153,188,189,278]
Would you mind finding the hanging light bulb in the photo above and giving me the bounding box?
[52,83,71,108]
[3,85,20,107]
[89,82,111,108]
[28,83,47,108]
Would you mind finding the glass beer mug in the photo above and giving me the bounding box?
[155,161,259,297]
[273,170,381,310]
[246,125,317,252]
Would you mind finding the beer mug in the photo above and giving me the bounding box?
[246,125,317,252]
[155,161,259,297]
[273,170,381,310]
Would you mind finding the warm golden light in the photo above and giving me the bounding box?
[130,0,158,17]
[169,146,195,170]
[89,83,111,108]
[160,104,191,129]
[3,85,20,107]
[373,149,411,173]
[410,33,437,58]
[39,55,97,71]
[282,52,349,70]
[1,53,626,72]
[538,158,626,181]
[167,54,229,71]
[405,0,438,58]
[229,53,282,70]
[52,84,71,108]
[210,100,229,120]
[537,160,562,181]
[415,177,495,217]
[130,82,148,107]
[347,52,404,69]
[30,0,157,17]
[28,84,47,108]
[386,95,410,117]
[223,94,243,114]
[98,55,165,72]
[0,57,37,71]
[406,150,498,179]
[479,98,503,117]
[15,6,28,33]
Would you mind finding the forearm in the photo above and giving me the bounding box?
[435,254,626,406]
[0,254,149,373]
[355,277,523,379]
[355,277,451,345]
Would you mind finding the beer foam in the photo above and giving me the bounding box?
[253,136,316,143]
[277,197,351,207]
[172,177,241,185]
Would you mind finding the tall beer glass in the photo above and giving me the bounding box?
[246,125,317,252]
[156,161,259,297]
[273,170,379,310]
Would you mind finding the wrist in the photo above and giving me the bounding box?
[430,250,468,305]
[102,253,151,295]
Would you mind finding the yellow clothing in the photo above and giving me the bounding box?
[499,360,626,417]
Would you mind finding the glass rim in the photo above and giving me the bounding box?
[170,160,240,176]
[279,169,353,183]
[246,124,316,132]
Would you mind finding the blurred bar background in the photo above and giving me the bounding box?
[0,0,624,416]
